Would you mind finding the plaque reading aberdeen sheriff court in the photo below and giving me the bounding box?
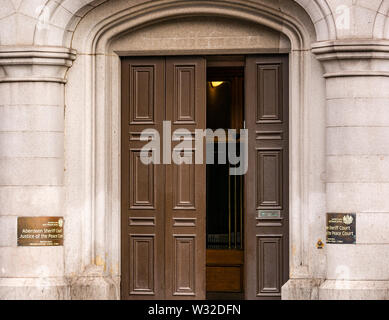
[17,217,64,246]
[326,213,356,244]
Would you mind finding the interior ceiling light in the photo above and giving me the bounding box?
[210,81,224,88]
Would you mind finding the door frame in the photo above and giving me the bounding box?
[114,49,316,299]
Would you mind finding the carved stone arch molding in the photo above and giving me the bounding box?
[34,0,336,46]
[375,0,389,39]
[60,0,326,299]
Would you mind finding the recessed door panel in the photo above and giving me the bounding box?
[173,157,196,209]
[174,66,196,124]
[129,149,155,209]
[256,234,283,296]
[130,66,155,124]
[256,64,283,123]
[173,235,196,295]
[257,149,283,208]
[130,235,155,295]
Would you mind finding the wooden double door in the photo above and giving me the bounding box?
[121,55,289,300]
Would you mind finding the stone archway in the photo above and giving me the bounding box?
[33,0,336,46]
[62,0,324,300]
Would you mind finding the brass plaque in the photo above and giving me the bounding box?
[326,213,356,244]
[257,210,281,219]
[17,217,64,246]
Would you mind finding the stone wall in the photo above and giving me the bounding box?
[1,0,389,300]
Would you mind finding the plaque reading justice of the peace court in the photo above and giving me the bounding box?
[17,217,64,246]
[326,213,356,244]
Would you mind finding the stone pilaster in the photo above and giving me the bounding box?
[0,46,75,299]
[313,40,389,299]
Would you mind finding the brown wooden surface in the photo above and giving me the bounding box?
[165,57,206,299]
[121,58,166,299]
[121,57,166,299]
[207,266,242,292]
[206,249,244,265]
[121,56,206,300]
[121,54,289,301]
[245,55,289,300]
[206,249,244,293]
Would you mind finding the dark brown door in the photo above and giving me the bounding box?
[121,57,206,300]
[121,58,165,300]
[245,55,289,300]
[165,57,206,299]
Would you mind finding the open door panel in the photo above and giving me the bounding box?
[245,55,289,300]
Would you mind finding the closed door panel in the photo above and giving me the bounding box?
[165,57,206,299]
[121,58,166,300]
[245,55,289,300]
[121,57,206,300]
